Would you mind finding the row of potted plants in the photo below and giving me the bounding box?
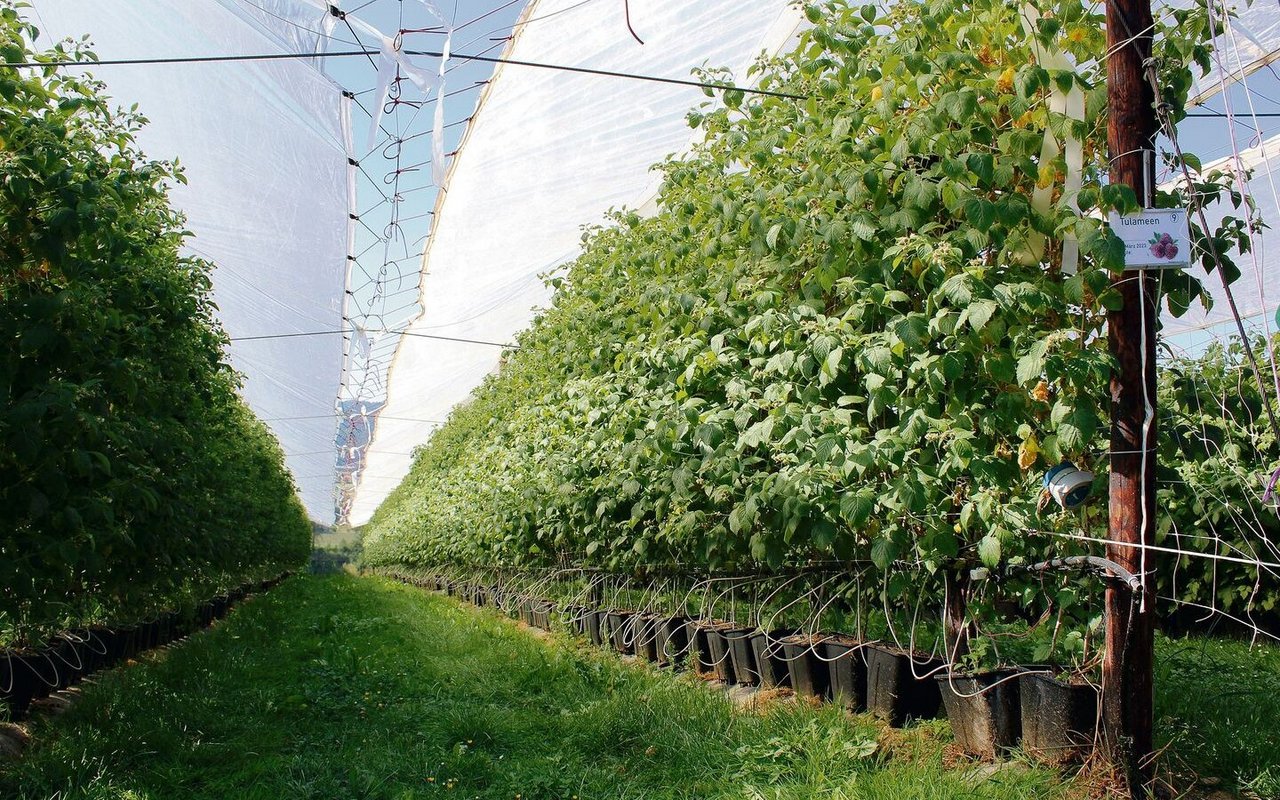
[388,570,1100,764]
[0,573,291,721]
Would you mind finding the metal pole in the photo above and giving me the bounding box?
[1105,0,1158,793]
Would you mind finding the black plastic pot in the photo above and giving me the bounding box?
[48,638,83,689]
[565,605,587,637]
[1,652,36,719]
[864,645,944,727]
[3,650,61,717]
[1019,670,1098,764]
[689,623,718,674]
[587,609,607,646]
[748,629,792,689]
[606,611,636,655]
[80,627,111,674]
[821,636,867,711]
[781,636,830,699]
[699,624,738,683]
[212,595,231,620]
[533,602,553,631]
[633,615,661,662]
[655,615,690,668]
[937,670,1022,757]
[723,627,759,686]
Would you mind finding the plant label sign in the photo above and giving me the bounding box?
[1108,207,1189,270]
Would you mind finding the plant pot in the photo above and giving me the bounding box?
[821,635,867,711]
[781,636,830,699]
[587,609,607,646]
[533,602,553,631]
[749,629,792,689]
[49,638,83,689]
[633,615,662,662]
[564,605,586,637]
[655,615,690,667]
[606,611,635,655]
[698,623,738,683]
[80,627,111,674]
[212,595,231,620]
[1018,670,1098,764]
[864,645,944,727]
[724,627,759,686]
[1,652,43,719]
[937,670,1022,757]
[690,623,717,674]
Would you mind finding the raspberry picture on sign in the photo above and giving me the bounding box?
[1148,232,1179,260]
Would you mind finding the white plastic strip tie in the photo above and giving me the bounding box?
[1019,4,1085,276]
[418,0,453,188]
[367,33,440,151]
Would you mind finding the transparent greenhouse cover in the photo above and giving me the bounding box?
[347,0,807,524]
[31,0,353,519]
[25,0,1280,524]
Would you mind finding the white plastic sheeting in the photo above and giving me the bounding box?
[1183,0,1280,106]
[31,1,353,519]
[1161,132,1280,337]
[348,0,806,524]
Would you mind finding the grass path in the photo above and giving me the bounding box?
[0,575,1074,800]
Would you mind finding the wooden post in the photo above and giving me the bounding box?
[1105,0,1158,794]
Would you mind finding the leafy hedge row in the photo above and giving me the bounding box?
[0,8,310,646]
[363,0,1274,636]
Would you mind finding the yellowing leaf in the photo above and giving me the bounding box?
[1018,435,1040,471]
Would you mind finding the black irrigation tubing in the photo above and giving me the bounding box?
[1010,555,1144,593]
[3,50,809,100]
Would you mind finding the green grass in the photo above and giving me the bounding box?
[1,575,1071,800]
[1155,633,1280,797]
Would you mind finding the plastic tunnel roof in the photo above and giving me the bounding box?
[348,0,806,524]
[31,0,352,520]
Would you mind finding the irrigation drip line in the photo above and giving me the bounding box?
[2,50,808,100]
[230,328,517,348]
[999,555,1145,592]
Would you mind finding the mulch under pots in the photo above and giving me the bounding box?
[748,629,793,689]
[864,644,944,727]
[1018,669,1099,765]
[937,669,1022,758]
[780,635,831,700]
[821,635,868,712]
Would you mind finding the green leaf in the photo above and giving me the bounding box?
[871,537,899,570]
[766,222,783,250]
[978,535,1001,567]
[1016,338,1049,384]
[967,298,998,331]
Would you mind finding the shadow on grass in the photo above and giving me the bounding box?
[1,575,1075,800]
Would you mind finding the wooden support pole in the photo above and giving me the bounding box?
[1105,0,1158,794]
